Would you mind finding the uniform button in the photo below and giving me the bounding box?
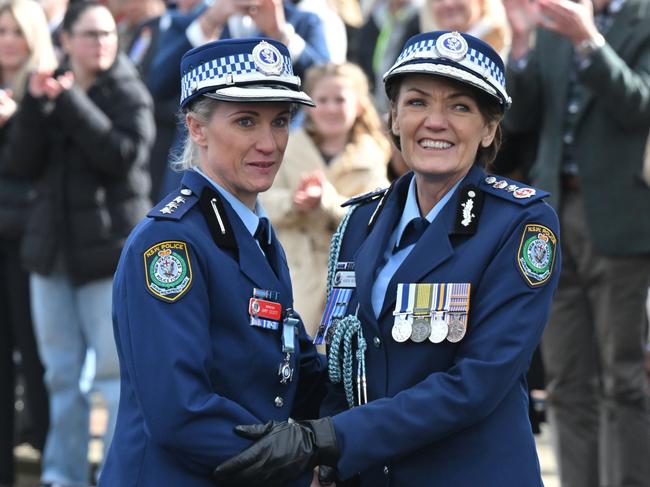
[383,466,389,475]
[180,188,193,196]
[568,102,579,114]
[373,336,381,348]
[274,396,284,408]
[563,133,574,145]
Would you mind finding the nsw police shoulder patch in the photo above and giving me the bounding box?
[144,240,193,302]
[517,224,557,287]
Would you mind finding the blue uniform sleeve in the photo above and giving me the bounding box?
[112,226,261,474]
[330,203,561,479]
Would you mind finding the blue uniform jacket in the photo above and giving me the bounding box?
[100,171,326,487]
[321,165,561,486]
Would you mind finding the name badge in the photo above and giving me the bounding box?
[249,288,282,330]
[249,298,282,321]
[333,270,356,288]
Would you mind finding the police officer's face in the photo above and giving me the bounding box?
[188,101,291,209]
[390,75,497,186]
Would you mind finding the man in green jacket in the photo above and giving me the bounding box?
[503,0,650,486]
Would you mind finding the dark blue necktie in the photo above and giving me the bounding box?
[255,217,278,275]
[254,217,271,253]
[393,217,429,254]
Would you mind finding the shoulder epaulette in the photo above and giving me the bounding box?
[480,175,549,205]
[147,188,198,220]
[341,187,389,208]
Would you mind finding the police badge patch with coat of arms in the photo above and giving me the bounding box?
[144,240,193,302]
[517,224,557,287]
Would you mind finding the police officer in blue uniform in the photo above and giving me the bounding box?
[98,37,329,487]
[215,31,562,487]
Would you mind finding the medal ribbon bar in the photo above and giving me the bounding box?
[414,283,434,316]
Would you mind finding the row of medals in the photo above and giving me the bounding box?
[391,312,466,344]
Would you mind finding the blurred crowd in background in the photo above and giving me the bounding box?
[0,0,648,486]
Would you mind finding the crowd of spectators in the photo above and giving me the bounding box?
[0,0,649,486]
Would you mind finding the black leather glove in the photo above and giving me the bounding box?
[318,465,338,486]
[214,418,339,487]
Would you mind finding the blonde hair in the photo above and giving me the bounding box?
[0,0,57,101]
[172,97,219,172]
[303,62,391,156]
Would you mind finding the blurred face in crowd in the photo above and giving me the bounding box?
[0,10,29,74]
[62,5,118,76]
[429,0,482,32]
[390,75,497,185]
[308,75,360,144]
[187,101,292,209]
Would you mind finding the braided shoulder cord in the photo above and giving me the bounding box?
[326,204,358,300]
[328,311,367,409]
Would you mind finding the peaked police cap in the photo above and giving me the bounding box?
[383,30,511,110]
[180,37,314,109]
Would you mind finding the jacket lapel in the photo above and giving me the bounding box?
[545,33,574,121]
[377,196,455,320]
[185,171,287,297]
[377,166,485,320]
[235,216,288,299]
[353,176,409,328]
[267,226,293,302]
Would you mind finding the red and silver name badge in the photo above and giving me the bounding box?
[249,298,282,321]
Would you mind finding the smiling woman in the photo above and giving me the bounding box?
[99,37,328,487]
[214,31,563,487]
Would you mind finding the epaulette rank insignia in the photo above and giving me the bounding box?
[148,188,197,220]
[480,176,548,205]
[341,187,388,208]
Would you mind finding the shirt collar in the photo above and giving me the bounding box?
[194,167,268,239]
[394,175,463,248]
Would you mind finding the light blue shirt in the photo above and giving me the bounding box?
[194,168,271,249]
[370,176,462,318]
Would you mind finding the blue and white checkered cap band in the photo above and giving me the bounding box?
[384,37,511,107]
[181,52,299,105]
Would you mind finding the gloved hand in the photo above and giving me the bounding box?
[317,465,338,486]
[214,417,339,487]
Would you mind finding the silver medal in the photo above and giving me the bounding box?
[429,312,449,343]
[278,353,294,384]
[410,316,431,343]
[447,314,467,343]
[392,314,412,343]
